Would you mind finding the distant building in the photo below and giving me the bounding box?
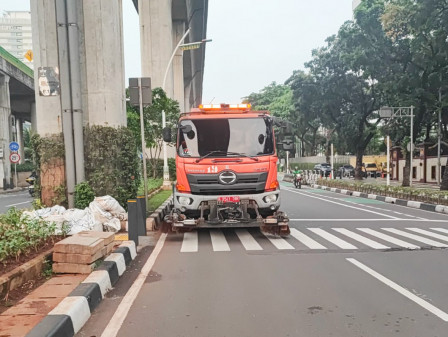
[353,0,361,11]
[0,11,33,69]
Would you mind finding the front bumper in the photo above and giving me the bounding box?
[173,190,281,211]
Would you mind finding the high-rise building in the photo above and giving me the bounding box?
[0,11,33,69]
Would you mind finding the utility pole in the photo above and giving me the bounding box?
[438,86,442,185]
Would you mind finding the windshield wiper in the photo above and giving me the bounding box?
[195,150,227,163]
[195,151,259,163]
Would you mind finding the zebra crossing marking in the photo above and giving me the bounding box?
[176,227,448,253]
[262,233,295,250]
[210,230,231,251]
[180,232,198,252]
[357,228,420,250]
[332,228,390,249]
[235,229,263,251]
[382,228,448,248]
[406,228,448,243]
[289,228,327,249]
[308,228,357,249]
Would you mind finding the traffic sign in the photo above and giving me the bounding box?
[10,153,20,164]
[9,142,19,152]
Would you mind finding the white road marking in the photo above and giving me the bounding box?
[333,228,390,249]
[382,228,448,248]
[263,233,295,250]
[290,228,327,249]
[284,188,399,219]
[406,228,448,243]
[308,228,357,249]
[431,228,448,235]
[180,232,198,253]
[101,233,168,337]
[210,230,230,252]
[235,229,263,251]
[347,258,448,322]
[4,200,32,207]
[357,228,420,249]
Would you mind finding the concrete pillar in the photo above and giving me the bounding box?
[0,74,11,189]
[172,21,185,112]
[30,0,63,136]
[80,0,126,127]
[16,118,25,164]
[31,102,36,132]
[139,0,174,94]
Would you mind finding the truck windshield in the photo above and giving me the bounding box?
[177,118,275,158]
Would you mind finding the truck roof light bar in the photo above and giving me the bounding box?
[198,103,252,112]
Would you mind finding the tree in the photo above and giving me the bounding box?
[126,87,180,178]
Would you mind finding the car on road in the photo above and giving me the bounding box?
[314,163,332,177]
[338,164,354,178]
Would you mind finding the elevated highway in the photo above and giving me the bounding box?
[0,46,34,188]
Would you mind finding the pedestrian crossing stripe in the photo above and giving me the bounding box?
[175,227,448,253]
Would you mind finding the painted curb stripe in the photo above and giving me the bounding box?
[96,260,119,286]
[69,282,102,313]
[48,296,90,334]
[105,253,126,276]
[25,314,74,337]
[114,246,132,265]
[82,270,112,298]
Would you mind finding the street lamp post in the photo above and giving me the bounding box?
[379,106,414,187]
[160,28,211,188]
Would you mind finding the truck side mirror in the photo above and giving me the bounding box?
[162,127,172,143]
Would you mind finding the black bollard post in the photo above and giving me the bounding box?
[127,199,138,246]
[137,196,146,236]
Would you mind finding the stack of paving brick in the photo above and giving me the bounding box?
[53,231,116,274]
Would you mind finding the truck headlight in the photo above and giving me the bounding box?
[263,194,278,203]
[177,196,193,206]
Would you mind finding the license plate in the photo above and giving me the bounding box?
[217,196,240,204]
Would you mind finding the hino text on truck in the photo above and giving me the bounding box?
[163,103,290,236]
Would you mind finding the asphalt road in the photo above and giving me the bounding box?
[0,190,33,213]
[78,183,448,337]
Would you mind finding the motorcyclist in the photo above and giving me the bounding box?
[293,166,303,188]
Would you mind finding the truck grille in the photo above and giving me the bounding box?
[187,172,268,195]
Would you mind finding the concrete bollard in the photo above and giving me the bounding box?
[127,200,138,246]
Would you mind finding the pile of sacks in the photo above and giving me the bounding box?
[22,195,127,235]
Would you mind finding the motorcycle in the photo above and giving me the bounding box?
[293,173,302,189]
[26,172,37,196]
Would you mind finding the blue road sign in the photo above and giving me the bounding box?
[9,142,19,152]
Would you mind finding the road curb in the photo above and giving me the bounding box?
[312,184,448,215]
[25,241,137,337]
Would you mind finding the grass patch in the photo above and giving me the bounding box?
[148,190,172,212]
[138,178,163,196]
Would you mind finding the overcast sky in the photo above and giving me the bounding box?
[2,1,353,104]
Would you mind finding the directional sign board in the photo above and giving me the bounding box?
[9,142,19,152]
[10,153,20,164]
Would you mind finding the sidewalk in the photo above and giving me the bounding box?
[0,187,27,195]
[329,177,441,190]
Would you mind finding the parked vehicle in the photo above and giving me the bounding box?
[338,164,354,178]
[364,162,380,178]
[162,103,290,236]
[314,163,332,177]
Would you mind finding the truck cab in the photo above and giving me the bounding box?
[166,104,289,235]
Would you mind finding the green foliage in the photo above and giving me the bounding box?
[0,208,61,263]
[41,258,53,279]
[127,87,180,178]
[137,178,163,196]
[146,158,176,180]
[11,162,34,172]
[148,190,172,212]
[74,182,95,209]
[84,125,140,208]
